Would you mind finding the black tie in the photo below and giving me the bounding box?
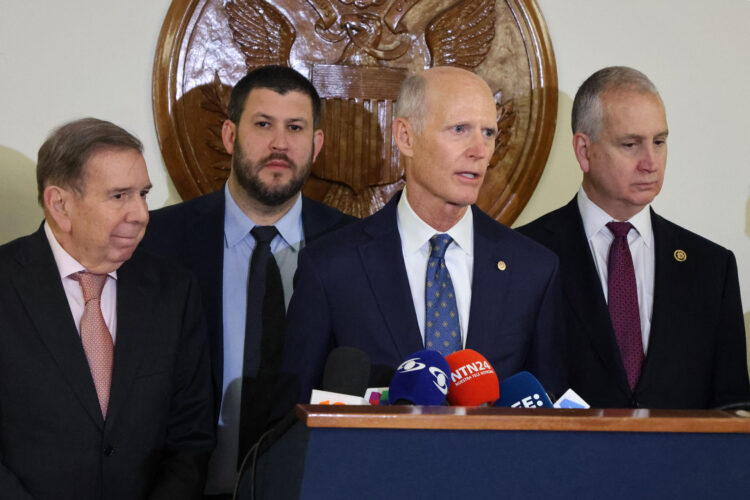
[238,225,286,469]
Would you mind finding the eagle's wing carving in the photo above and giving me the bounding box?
[425,0,495,68]
[225,0,296,68]
[491,97,515,166]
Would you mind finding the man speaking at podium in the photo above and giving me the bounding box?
[275,66,566,414]
[519,66,750,409]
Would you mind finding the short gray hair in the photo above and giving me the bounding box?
[37,117,143,205]
[395,73,428,134]
[572,66,661,141]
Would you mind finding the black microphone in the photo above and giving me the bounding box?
[321,346,371,396]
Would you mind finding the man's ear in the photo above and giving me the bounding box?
[312,129,324,163]
[573,132,592,174]
[43,185,73,232]
[392,117,415,158]
[222,120,237,155]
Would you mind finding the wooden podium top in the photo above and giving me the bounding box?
[296,405,750,434]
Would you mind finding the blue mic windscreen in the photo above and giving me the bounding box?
[494,371,554,408]
[388,350,450,405]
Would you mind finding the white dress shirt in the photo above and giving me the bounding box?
[397,188,474,348]
[44,221,117,341]
[577,187,655,352]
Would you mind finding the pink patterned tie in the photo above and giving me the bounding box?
[606,222,644,391]
[74,272,114,418]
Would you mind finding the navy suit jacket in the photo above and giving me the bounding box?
[139,189,355,411]
[518,197,750,408]
[0,227,215,500]
[275,192,566,412]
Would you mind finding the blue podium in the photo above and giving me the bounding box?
[240,406,750,499]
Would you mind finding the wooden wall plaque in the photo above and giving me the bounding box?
[153,0,557,223]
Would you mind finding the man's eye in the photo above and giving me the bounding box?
[454,125,465,133]
[113,193,124,200]
[256,121,270,128]
[289,124,302,132]
[484,128,498,139]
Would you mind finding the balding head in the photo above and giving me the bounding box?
[396,66,495,135]
[393,66,498,230]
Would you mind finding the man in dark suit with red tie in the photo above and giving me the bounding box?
[0,118,214,499]
[518,66,750,409]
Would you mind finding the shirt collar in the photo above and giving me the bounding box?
[223,183,304,250]
[43,221,118,279]
[576,186,653,247]
[397,187,474,256]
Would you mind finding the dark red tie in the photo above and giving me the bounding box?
[606,222,644,391]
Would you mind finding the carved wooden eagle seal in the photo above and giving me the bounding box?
[153,0,557,223]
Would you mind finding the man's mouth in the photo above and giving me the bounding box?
[457,172,480,180]
[262,153,294,170]
[264,159,291,168]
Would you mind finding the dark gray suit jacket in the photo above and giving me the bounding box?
[518,197,750,408]
[0,227,215,499]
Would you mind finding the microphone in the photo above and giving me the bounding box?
[445,349,499,406]
[388,350,451,405]
[322,346,371,396]
[494,371,554,408]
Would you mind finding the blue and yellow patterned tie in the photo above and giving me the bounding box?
[425,234,462,356]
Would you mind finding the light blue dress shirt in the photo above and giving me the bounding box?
[205,184,304,494]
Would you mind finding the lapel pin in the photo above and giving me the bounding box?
[673,249,687,262]
[497,260,507,271]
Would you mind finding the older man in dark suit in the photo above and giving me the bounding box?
[273,66,566,414]
[0,118,214,499]
[518,66,750,409]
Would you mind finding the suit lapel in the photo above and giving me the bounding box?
[13,227,104,426]
[638,210,683,393]
[465,207,513,353]
[358,195,423,359]
[187,192,225,408]
[555,199,631,395]
[301,195,339,243]
[106,255,151,427]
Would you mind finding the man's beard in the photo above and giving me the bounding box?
[232,142,313,207]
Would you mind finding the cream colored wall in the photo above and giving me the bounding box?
[2,1,749,359]
[0,0,179,242]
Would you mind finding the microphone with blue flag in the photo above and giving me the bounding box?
[494,371,554,408]
[388,350,451,405]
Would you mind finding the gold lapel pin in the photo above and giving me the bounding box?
[497,260,507,271]
[674,249,687,262]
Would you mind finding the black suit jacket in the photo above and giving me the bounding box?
[0,227,215,500]
[518,197,750,408]
[139,189,355,411]
[275,192,566,415]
